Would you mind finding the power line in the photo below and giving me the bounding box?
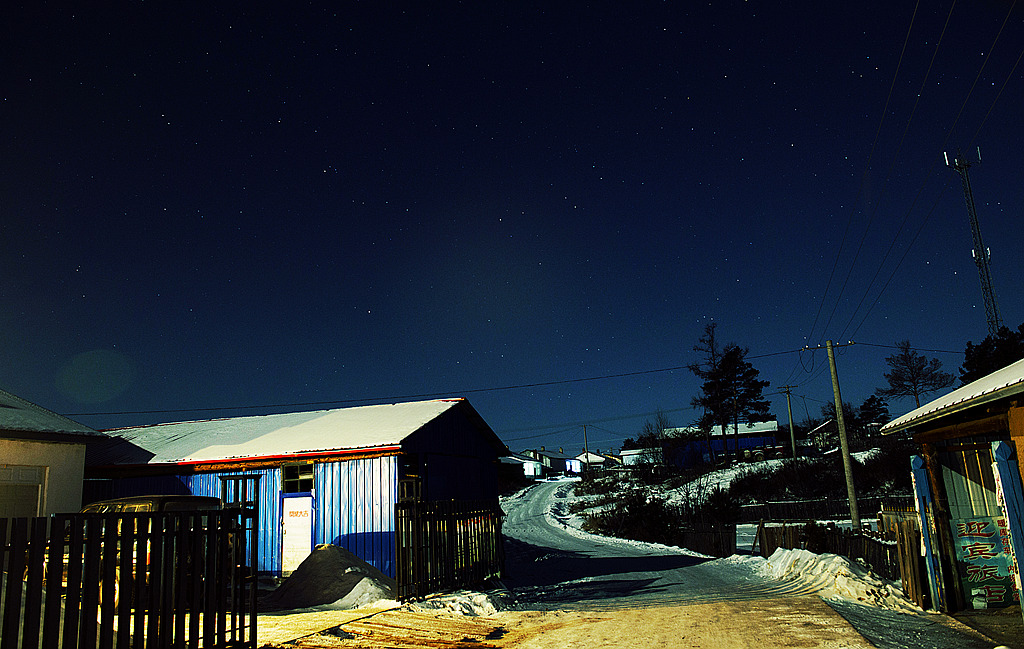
[815,0,928,346]
[70,349,807,418]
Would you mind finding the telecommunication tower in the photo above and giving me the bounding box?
[945,148,1002,336]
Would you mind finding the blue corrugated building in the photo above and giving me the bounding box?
[84,398,505,578]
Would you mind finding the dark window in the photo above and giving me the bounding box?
[283,463,314,493]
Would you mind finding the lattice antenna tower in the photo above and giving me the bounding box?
[945,147,1003,335]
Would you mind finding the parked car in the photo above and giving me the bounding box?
[71,495,224,608]
[80,494,222,514]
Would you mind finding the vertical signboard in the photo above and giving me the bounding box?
[282,494,314,576]
[949,516,1017,608]
[991,440,1024,621]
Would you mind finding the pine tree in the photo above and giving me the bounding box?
[689,323,772,462]
[960,324,1024,385]
[875,340,955,408]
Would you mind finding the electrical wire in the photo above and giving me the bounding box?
[802,0,924,350]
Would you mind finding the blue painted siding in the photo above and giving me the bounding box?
[315,456,398,577]
[187,468,282,574]
[104,457,398,577]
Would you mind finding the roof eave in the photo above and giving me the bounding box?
[86,444,403,477]
[882,380,1024,435]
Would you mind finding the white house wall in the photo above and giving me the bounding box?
[0,438,85,515]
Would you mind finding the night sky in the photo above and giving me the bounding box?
[4,2,1024,455]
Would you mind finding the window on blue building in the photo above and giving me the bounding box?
[282,462,314,493]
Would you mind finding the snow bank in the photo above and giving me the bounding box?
[756,547,919,612]
[407,590,504,616]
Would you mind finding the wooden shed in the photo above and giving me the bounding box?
[882,358,1024,613]
[85,398,506,578]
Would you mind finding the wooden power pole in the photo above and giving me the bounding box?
[779,385,798,459]
[826,340,861,529]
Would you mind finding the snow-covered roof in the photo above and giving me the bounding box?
[93,399,466,465]
[501,453,542,465]
[0,388,100,438]
[668,420,778,437]
[530,448,573,460]
[882,357,1024,434]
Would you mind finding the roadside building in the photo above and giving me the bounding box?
[663,421,780,468]
[500,452,543,478]
[621,447,663,466]
[85,398,505,578]
[522,448,574,476]
[882,358,1024,613]
[0,388,103,516]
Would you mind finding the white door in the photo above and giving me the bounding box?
[281,495,314,575]
[0,466,43,517]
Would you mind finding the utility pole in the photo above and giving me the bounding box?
[826,340,861,529]
[946,149,1002,336]
[779,385,798,459]
[582,424,590,480]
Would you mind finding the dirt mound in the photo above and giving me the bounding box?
[262,544,396,611]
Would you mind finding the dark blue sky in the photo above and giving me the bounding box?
[4,2,1023,455]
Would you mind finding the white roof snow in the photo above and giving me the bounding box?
[882,356,1024,434]
[0,388,100,437]
[98,399,461,465]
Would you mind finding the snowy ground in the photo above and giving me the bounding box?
[259,471,1010,649]
[273,459,918,618]
[526,474,921,615]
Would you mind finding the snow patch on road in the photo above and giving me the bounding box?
[407,590,503,616]
[750,548,920,612]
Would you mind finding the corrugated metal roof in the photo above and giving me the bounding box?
[0,388,100,437]
[882,357,1024,434]
[96,399,463,465]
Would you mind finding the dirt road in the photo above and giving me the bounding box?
[259,596,907,648]
[256,480,1001,648]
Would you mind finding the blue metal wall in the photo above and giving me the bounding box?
[315,455,398,577]
[104,455,398,577]
[188,468,282,575]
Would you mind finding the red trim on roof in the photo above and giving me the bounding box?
[167,444,403,468]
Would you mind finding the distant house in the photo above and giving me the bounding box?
[500,452,543,478]
[882,359,1024,612]
[574,450,621,471]
[664,421,779,467]
[522,448,574,475]
[0,388,103,516]
[85,398,505,578]
[621,447,663,466]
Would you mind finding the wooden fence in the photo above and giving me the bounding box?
[678,526,736,558]
[738,495,914,523]
[753,513,929,609]
[395,500,504,601]
[0,508,257,649]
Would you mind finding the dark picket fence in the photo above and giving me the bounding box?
[738,495,914,523]
[753,509,929,609]
[0,508,257,649]
[679,526,736,557]
[395,500,504,601]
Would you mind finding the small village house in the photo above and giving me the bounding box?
[85,398,505,578]
[882,358,1024,613]
[521,447,574,476]
[573,450,621,473]
[0,388,103,516]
